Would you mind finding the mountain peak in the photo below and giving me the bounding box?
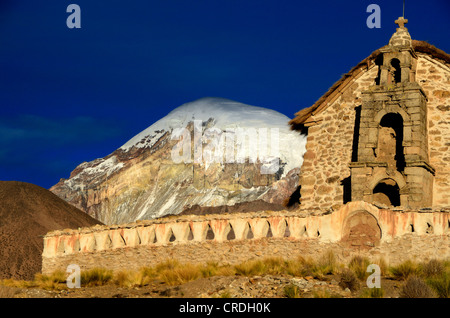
[51,97,307,223]
[120,97,292,151]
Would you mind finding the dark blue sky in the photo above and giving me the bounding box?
[1,0,449,189]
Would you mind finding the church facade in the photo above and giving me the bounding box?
[290,18,450,212]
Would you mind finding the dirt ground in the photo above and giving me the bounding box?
[2,274,403,299]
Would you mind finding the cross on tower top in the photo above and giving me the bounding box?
[395,16,408,29]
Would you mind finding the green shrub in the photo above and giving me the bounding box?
[219,290,232,298]
[390,260,421,280]
[284,284,300,298]
[427,273,450,298]
[362,287,385,298]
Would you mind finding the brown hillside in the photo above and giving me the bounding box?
[0,181,102,280]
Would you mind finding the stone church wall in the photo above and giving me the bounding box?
[298,55,450,210]
[298,65,379,210]
[419,55,450,206]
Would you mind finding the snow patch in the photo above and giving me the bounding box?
[63,156,124,191]
[119,97,307,178]
[81,156,124,176]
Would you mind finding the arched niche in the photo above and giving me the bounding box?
[341,210,382,248]
[368,171,407,207]
[389,58,402,84]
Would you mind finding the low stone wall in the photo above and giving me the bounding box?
[42,201,450,274]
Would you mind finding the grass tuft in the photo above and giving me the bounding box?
[80,268,113,287]
[234,260,266,277]
[338,268,359,292]
[421,259,445,279]
[426,272,450,298]
[34,270,68,290]
[284,284,301,298]
[158,263,202,285]
[348,255,371,281]
[389,260,421,280]
[361,287,385,298]
[1,255,448,299]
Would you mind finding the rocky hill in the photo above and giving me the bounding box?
[0,181,102,280]
[50,97,307,224]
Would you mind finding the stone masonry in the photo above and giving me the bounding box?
[350,19,434,208]
[42,201,450,274]
[291,18,450,211]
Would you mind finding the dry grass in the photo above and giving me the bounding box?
[371,257,389,276]
[158,263,203,285]
[283,284,301,298]
[80,268,113,287]
[33,270,68,290]
[290,251,340,279]
[389,260,421,280]
[200,261,235,277]
[314,250,339,278]
[400,275,436,298]
[150,259,234,285]
[233,260,266,277]
[338,268,360,291]
[1,270,68,291]
[313,288,341,298]
[232,251,339,279]
[348,256,371,281]
[1,278,34,289]
[233,256,294,277]
[360,287,385,298]
[426,272,450,298]
[0,285,19,298]
[2,255,449,299]
[421,259,445,278]
[218,290,232,298]
[113,269,153,288]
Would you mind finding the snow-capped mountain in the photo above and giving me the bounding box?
[50,97,307,224]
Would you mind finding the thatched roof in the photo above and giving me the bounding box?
[289,40,450,132]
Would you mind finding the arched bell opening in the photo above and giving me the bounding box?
[378,113,405,172]
[372,178,401,207]
[389,58,402,84]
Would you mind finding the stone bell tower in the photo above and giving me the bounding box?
[349,17,435,208]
